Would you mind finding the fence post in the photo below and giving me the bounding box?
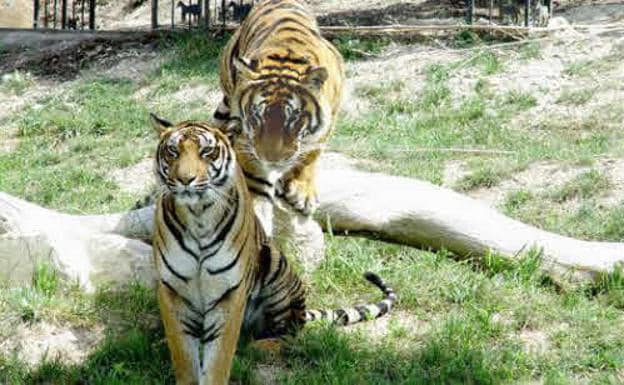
[53,0,57,28]
[33,0,40,28]
[525,0,530,26]
[61,0,67,29]
[152,0,158,29]
[467,0,474,24]
[204,0,210,28]
[221,0,225,28]
[89,0,95,29]
[488,0,493,24]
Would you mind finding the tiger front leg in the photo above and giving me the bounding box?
[158,283,201,385]
[277,150,320,216]
[198,287,248,385]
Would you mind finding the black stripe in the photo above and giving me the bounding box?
[354,305,370,321]
[211,148,232,187]
[162,199,200,261]
[267,54,309,65]
[156,241,190,283]
[249,186,274,202]
[266,278,302,309]
[201,323,221,344]
[199,194,239,251]
[199,244,222,264]
[213,110,230,120]
[207,237,247,275]
[258,245,273,284]
[243,170,273,187]
[204,278,243,313]
[181,318,203,339]
[376,301,389,314]
[256,65,304,75]
[265,253,286,286]
[160,279,200,314]
[244,3,305,41]
[257,73,300,82]
[334,309,348,325]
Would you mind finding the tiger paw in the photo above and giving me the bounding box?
[276,179,318,216]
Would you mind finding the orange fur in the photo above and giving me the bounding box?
[150,116,395,385]
[215,0,345,217]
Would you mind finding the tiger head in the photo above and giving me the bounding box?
[150,114,237,204]
[230,56,330,173]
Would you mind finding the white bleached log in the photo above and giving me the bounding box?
[1,153,622,289]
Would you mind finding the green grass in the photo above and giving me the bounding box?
[518,41,543,60]
[456,163,509,191]
[331,35,391,60]
[2,30,624,385]
[0,71,34,95]
[556,88,595,106]
[549,169,610,203]
[2,237,624,384]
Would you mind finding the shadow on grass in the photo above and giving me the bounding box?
[0,282,535,385]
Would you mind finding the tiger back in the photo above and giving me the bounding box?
[150,115,394,385]
[215,0,345,221]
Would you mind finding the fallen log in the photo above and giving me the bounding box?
[1,153,622,290]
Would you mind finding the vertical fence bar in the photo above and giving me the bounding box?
[44,0,49,28]
[171,0,174,28]
[152,0,158,29]
[61,0,67,29]
[525,0,530,26]
[488,0,493,24]
[221,0,225,28]
[203,0,210,28]
[53,0,57,29]
[33,0,40,28]
[89,0,94,29]
[467,0,474,24]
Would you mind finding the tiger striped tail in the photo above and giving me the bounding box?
[304,272,396,326]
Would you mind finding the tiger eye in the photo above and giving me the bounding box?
[167,145,179,158]
[200,147,215,158]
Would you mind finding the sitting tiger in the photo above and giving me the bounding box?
[214,0,345,225]
[150,115,395,385]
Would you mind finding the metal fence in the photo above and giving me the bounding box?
[32,0,96,30]
[465,0,554,27]
[151,0,255,30]
[25,0,552,32]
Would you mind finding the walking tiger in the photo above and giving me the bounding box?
[150,115,395,385]
[214,0,345,227]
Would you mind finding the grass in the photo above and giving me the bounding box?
[556,88,595,106]
[0,71,34,95]
[2,30,624,385]
[2,238,624,384]
[549,169,610,203]
[331,34,391,60]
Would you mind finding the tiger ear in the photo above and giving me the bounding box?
[150,113,173,136]
[233,56,260,80]
[302,66,328,91]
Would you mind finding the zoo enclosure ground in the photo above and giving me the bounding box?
[1,2,624,384]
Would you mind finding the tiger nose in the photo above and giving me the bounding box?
[177,175,196,185]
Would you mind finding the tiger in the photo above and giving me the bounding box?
[214,0,345,227]
[150,115,395,385]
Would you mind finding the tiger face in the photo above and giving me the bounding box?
[232,57,330,173]
[151,114,235,204]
